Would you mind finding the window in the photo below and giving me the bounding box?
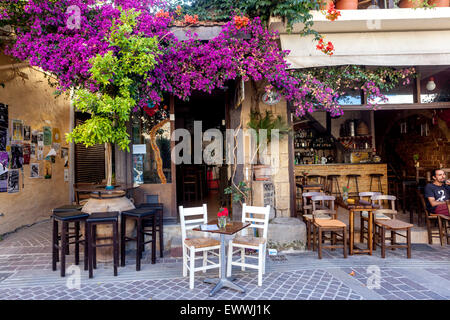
[337,88,363,105]
[132,112,172,184]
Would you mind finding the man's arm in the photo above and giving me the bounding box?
[428,196,445,208]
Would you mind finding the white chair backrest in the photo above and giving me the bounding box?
[311,195,336,212]
[179,204,208,241]
[371,195,397,214]
[241,204,271,239]
[359,192,381,202]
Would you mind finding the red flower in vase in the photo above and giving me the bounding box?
[217,207,229,217]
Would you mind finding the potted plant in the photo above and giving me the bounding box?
[217,207,229,229]
[335,0,358,10]
[247,109,290,181]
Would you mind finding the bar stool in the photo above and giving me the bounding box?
[121,207,157,271]
[86,212,119,278]
[346,174,361,198]
[137,203,164,258]
[326,175,341,197]
[369,174,384,193]
[52,205,83,255]
[52,211,89,277]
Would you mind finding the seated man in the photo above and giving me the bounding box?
[424,168,450,216]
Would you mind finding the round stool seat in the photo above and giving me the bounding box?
[86,211,119,222]
[327,174,341,178]
[369,173,384,177]
[122,208,157,218]
[346,174,361,177]
[52,211,89,221]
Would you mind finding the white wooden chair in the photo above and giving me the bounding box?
[226,204,270,286]
[303,192,333,250]
[179,204,221,289]
[359,191,382,243]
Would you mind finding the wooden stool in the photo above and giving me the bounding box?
[137,203,164,258]
[121,208,157,271]
[86,212,119,278]
[346,174,361,198]
[307,175,326,187]
[52,211,89,277]
[52,205,83,255]
[369,174,384,193]
[374,219,413,258]
[326,175,341,197]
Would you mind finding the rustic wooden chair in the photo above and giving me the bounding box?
[417,189,444,246]
[227,204,270,286]
[302,191,327,250]
[374,219,413,258]
[311,195,347,259]
[179,204,221,289]
[371,195,398,250]
[438,214,450,245]
[358,191,382,243]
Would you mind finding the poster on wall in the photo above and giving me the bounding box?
[0,151,8,175]
[23,126,31,141]
[10,145,23,169]
[12,120,23,142]
[30,163,39,178]
[64,168,69,182]
[31,130,38,144]
[0,127,7,151]
[61,147,69,167]
[52,143,60,153]
[37,132,44,146]
[0,172,7,192]
[7,169,19,193]
[43,126,52,146]
[133,154,144,185]
[0,103,8,128]
[30,143,36,158]
[52,128,61,143]
[23,144,30,165]
[37,145,44,160]
[44,160,52,179]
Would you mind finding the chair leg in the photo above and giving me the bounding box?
[241,248,245,271]
[318,227,322,259]
[152,215,157,264]
[407,227,411,259]
[93,225,97,269]
[113,221,118,276]
[52,219,58,271]
[381,226,386,258]
[189,247,195,289]
[262,244,266,275]
[61,222,67,277]
[343,227,348,258]
[136,218,142,271]
[120,215,126,267]
[202,251,207,273]
[182,245,187,277]
[313,225,317,252]
[426,217,432,245]
[75,221,80,265]
[227,241,233,278]
[84,221,88,271]
[258,244,263,286]
[159,212,164,258]
[88,223,94,279]
[360,217,364,243]
[391,230,396,250]
[438,216,444,246]
[306,220,311,250]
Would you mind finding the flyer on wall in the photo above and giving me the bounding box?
[0,151,8,175]
[10,145,24,169]
[12,119,24,142]
[0,172,7,192]
[0,127,7,151]
[0,103,8,128]
[30,163,39,178]
[7,169,19,193]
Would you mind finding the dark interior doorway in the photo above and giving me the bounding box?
[174,91,229,218]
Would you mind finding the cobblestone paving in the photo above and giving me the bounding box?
[0,220,449,300]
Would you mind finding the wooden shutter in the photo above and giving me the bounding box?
[74,113,105,183]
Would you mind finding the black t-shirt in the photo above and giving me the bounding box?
[424,183,450,213]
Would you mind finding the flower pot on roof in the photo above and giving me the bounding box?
[398,0,425,7]
[429,0,449,6]
[335,0,358,9]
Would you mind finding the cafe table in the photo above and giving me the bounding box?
[336,198,377,255]
[193,220,250,297]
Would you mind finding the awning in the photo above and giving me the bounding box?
[280,30,450,69]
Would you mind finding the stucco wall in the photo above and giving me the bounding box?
[240,81,291,217]
[0,54,71,234]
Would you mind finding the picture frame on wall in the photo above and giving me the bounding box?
[0,103,7,128]
[24,126,31,141]
[7,169,19,193]
[12,119,23,142]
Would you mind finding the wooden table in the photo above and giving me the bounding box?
[194,220,250,296]
[337,198,376,255]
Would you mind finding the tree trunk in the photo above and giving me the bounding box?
[105,142,113,187]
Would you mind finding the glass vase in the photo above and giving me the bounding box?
[343,191,349,203]
[217,216,227,229]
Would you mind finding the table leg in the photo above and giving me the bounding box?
[349,210,354,255]
[368,210,373,255]
[204,234,245,296]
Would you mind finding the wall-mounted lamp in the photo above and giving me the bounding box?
[426,77,436,91]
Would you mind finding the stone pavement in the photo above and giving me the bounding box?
[0,220,449,300]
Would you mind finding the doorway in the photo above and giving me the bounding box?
[174,91,229,219]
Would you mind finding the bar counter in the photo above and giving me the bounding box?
[295,163,388,194]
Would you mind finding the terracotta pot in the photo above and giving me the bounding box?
[253,165,271,181]
[398,0,424,8]
[319,0,334,10]
[335,0,358,9]
[429,0,449,6]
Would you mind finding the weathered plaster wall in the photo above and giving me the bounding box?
[0,54,71,234]
[240,81,291,218]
